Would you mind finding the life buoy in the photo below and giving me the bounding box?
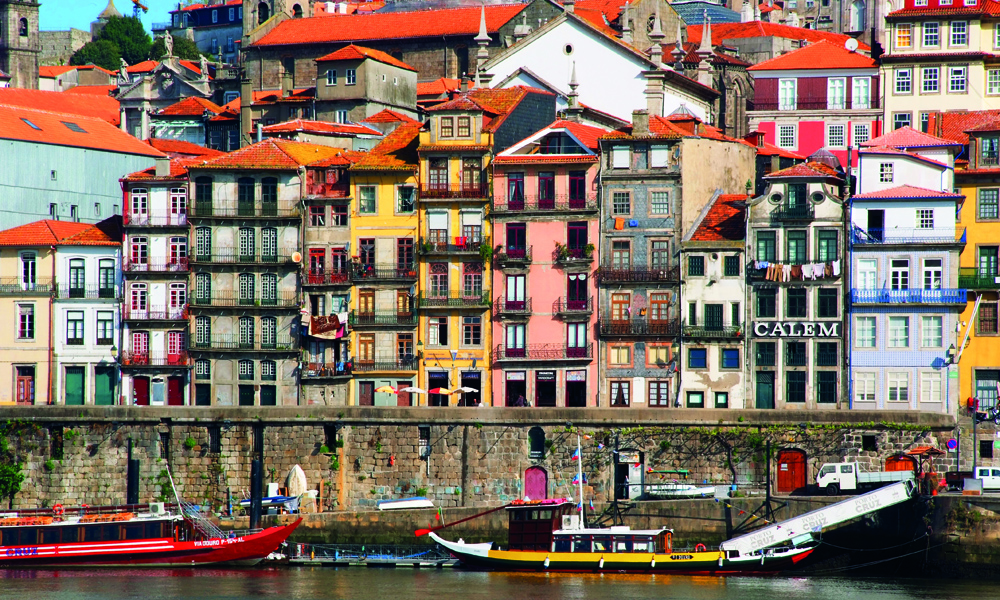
[52,504,64,516]
[694,543,707,552]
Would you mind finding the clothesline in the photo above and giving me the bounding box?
[753,260,840,282]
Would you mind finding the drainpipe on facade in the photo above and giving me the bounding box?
[595,141,605,408]
[48,245,56,405]
[844,145,853,409]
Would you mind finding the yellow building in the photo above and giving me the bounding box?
[956,119,1000,408]
[346,122,422,406]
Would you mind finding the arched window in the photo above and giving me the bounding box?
[257,1,270,24]
[528,426,546,459]
[292,3,303,17]
[19,18,28,37]
[238,359,254,380]
[850,0,866,32]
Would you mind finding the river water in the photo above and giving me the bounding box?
[0,567,991,600]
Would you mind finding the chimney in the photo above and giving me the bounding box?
[632,109,650,136]
[564,0,575,12]
[155,156,170,177]
[461,76,472,91]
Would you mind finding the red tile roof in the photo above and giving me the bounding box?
[574,0,625,24]
[551,119,608,151]
[603,113,752,144]
[572,6,620,37]
[309,150,367,168]
[39,64,116,78]
[261,119,383,136]
[691,194,748,242]
[0,104,163,157]
[687,21,871,51]
[63,84,116,96]
[122,158,200,181]
[851,184,964,200]
[0,218,119,247]
[147,138,225,158]
[195,138,349,170]
[157,96,225,116]
[427,86,551,132]
[861,125,961,149]
[859,145,949,168]
[351,122,422,171]
[252,4,528,47]
[674,42,753,67]
[417,78,462,97]
[492,155,598,165]
[127,59,206,77]
[61,216,122,246]
[362,109,421,124]
[927,110,1000,144]
[316,44,417,72]
[766,161,842,179]
[887,0,1000,17]
[174,0,240,10]
[748,40,877,71]
[0,87,120,125]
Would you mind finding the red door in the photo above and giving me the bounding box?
[167,376,183,406]
[396,380,411,407]
[167,331,184,365]
[776,449,807,494]
[358,382,374,406]
[133,377,150,406]
[886,456,917,472]
[524,466,548,500]
[15,367,34,405]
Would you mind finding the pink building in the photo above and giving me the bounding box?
[490,119,606,407]
[748,40,881,170]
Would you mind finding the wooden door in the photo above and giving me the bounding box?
[15,367,33,404]
[133,377,150,406]
[396,380,411,407]
[94,367,115,406]
[359,381,375,406]
[776,449,807,494]
[167,376,184,406]
[524,466,548,500]
[64,367,84,406]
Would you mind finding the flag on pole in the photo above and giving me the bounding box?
[571,448,581,461]
[572,473,588,485]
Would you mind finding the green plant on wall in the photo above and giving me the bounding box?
[183,436,197,449]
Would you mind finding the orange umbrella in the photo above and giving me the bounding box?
[428,387,453,395]
[375,385,398,394]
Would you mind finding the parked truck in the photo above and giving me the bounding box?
[944,467,1000,491]
[816,462,916,495]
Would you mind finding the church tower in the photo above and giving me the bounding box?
[0,0,40,89]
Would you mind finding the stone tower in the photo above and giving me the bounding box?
[243,0,311,37]
[0,0,39,89]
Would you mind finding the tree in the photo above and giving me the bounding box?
[69,39,122,71]
[96,16,152,66]
[149,35,209,62]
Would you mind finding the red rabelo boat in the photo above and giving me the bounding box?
[0,502,300,567]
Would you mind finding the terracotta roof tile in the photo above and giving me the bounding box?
[195,138,348,170]
[851,184,965,200]
[60,216,122,246]
[748,40,877,71]
[0,103,163,158]
[316,44,417,72]
[674,42,752,67]
[157,97,225,116]
[861,125,961,149]
[122,157,200,181]
[63,84,116,96]
[174,0,240,10]
[417,78,462,97]
[887,0,1000,17]
[126,59,207,77]
[766,161,842,179]
[252,5,528,47]
[309,150,367,168]
[0,87,119,125]
[687,21,871,51]
[859,145,949,168]
[690,194,748,242]
[147,138,225,158]
[39,64,115,78]
[351,122,422,171]
[572,6,620,37]
[492,155,598,165]
[0,219,116,247]
[261,119,382,136]
[574,0,625,24]
[426,86,550,133]
[362,109,421,124]
[927,110,1000,144]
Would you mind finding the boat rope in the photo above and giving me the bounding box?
[818,533,928,552]
[804,540,950,574]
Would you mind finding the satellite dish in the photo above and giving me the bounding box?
[845,38,859,52]
[291,251,303,263]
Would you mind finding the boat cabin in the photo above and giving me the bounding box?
[551,527,672,554]
[0,504,197,548]
[506,500,574,551]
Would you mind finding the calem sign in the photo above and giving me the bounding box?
[753,322,841,338]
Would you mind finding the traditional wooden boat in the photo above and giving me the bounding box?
[0,502,300,567]
[428,499,815,575]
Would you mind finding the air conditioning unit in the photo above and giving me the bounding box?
[561,514,581,530]
[149,502,165,516]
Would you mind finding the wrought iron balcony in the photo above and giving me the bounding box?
[0,278,53,296]
[123,257,189,272]
[301,362,352,379]
[553,297,593,316]
[190,249,298,265]
[492,343,593,361]
[119,351,189,367]
[554,246,594,265]
[750,97,880,111]
[123,212,188,227]
[303,270,351,286]
[770,204,814,221]
[56,285,119,300]
[599,317,680,337]
[494,245,532,268]
[749,263,840,282]
[189,201,300,218]
[190,291,299,308]
[682,320,743,339]
[353,357,419,372]
[597,264,679,284]
[351,263,418,282]
[851,227,966,246]
[419,291,490,308]
[959,267,1000,289]
[189,335,297,351]
[419,236,489,256]
[347,311,417,327]
[850,288,967,304]
[491,194,599,214]
[493,297,532,318]
[419,182,488,199]
[124,305,187,320]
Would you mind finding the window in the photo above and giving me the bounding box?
[777,124,796,149]
[853,123,870,145]
[358,186,376,214]
[855,372,876,403]
[686,392,705,408]
[457,116,471,137]
[980,247,1000,279]
[648,345,671,366]
[923,258,942,289]
[333,204,348,226]
[787,230,807,264]
[949,66,968,93]
[951,21,968,46]
[787,289,807,318]
[818,289,839,318]
[756,342,775,366]
[989,70,1000,95]
[428,317,448,346]
[778,78,796,110]
[336,110,348,124]
[756,231,776,262]
[724,255,740,277]
[687,348,707,369]
[650,191,670,215]
[95,311,114,345]
[651,241,670,269]
[981,139,1000,167]
[721,348,740,369]
[18,18,27,36]
[309,205,325,227]
[397,186,415,214]
[650,145,670,168]
[852,77,870,108]
[463,316,482,346]
[888,316,910,348]
[893,113,912,129]
[212,9,218,22]
[917,208,934,229]
[611,146,629,169]
[856,316,876,347]
[346,69,356,84]
[888,372,909,402]
[324,69,337,87]
[818,230,838,262]
[896,23,912,48]
[786,372,806,403]
[688,255,705,276]
[195,360,210,380]
[439,117,454,138]
[786,341,806,366]
[895,68,912,93]
[923,22,939,46]
[649,381,670,406]
[567,322,587,356]
[922,67,939,92]
[756,288,777,318]
[714,392,729,408]
[610,345,631,366]
[827,124,846,147]
[817,342,838,366]
[858,258,877,290]
[612,191,630,215]
[66,311,84,345]
[610,381,630,406]
[17,304,34,340]
[920,112,931,132]
[921,316,943,347]
[196,316,210,345]
[239,360,254,381]
[817,372,837,403]
[827,78,845,109]
[982,440,995,459]
[878,163,894,185]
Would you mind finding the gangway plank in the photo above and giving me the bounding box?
[719,481,915,557]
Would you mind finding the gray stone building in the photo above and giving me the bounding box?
[312,45,417,123]
[0,0,39,89]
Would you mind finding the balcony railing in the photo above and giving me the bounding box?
[347,311,417,326]
[492,194,599,214]
[850,288,967,304]
[749,263,841,281]
[191,250,297,265]
[353,357,419,372]
[302,362,352,379]
[554,247,594,264]
[351,263,418,281]
[770,204,814,221]
[119,351,189,367]
[123,258,189,272]
[851,227,966,246]
[419,236,488,255]
[124,305,187,320]
[189,335,297,351]
[597,264,679,283]
[304,270,351,285]
[0,278,53,296]
[750,97,880,111]
[56,285,119,300]
[189,202,300,218]
[419,291,490,308]
[190,291,299,308]
[123,212,188,227]
[599,318,680,337]
[493,297,532,318]
[682,320,744,338]
[553,297,593,315]
[959,267,1000,289]
[419,182,488,199]
[493,343,593,361]
[494,245,532,267]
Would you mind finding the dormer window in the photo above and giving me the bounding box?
[457,116,471,137]
[440,117,454,138]
[980,136,999,167]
